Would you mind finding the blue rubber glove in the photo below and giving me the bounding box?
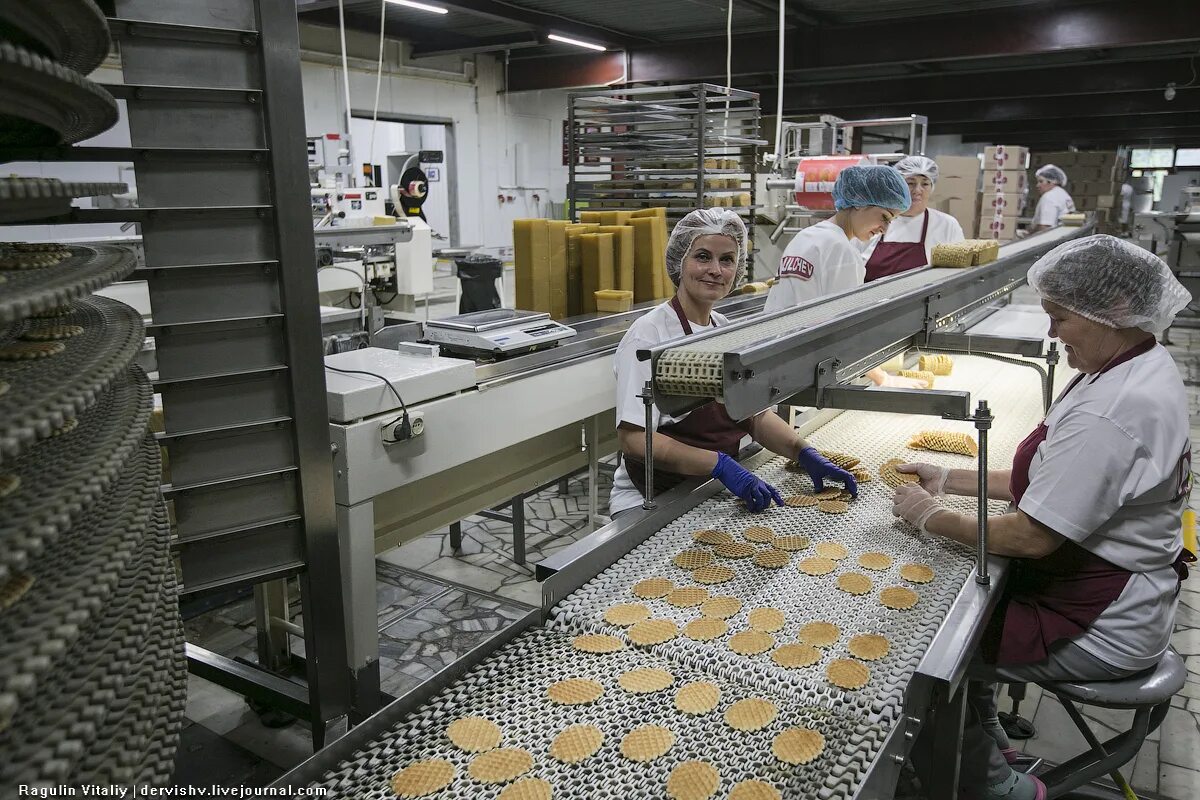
[796,446,858,498]
[711,452,784,512]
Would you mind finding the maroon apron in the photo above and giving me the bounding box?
[984,337,1193,665]
[626,297,755,497]
[864,210,929,282]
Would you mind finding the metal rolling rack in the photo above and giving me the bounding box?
[0,0,357,747]
[567,84,765,277]
[0,0,184,788]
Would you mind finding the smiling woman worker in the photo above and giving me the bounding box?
[608,210,858,518]
[860,156,964,280]
[892,236,1192,800]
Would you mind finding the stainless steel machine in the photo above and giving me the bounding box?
[423,309,578,359]
[273,223,1090,798]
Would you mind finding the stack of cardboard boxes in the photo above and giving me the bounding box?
[1028,151,1127,233]
[978,145,1030,241]
[932,155,982,238]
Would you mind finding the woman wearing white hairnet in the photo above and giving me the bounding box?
[1031,164,1076,231]
[861,156,964,280]
[608,209,858,518]
[891,236,1193,800]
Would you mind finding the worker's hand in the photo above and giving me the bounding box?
[880,374,931,389]
[796,446,858,499]
[712,452,784,513]
[892,484,946,534]
[896,462,950,495]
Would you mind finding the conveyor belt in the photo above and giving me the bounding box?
[0,244,138,324]
[0,0,111,75]
[0,177,127,223]
[0,41,118,146]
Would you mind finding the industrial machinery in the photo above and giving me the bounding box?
[272,223,1088,797]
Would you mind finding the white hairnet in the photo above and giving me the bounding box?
[1028,234,1191,335]
[665,208,748,288]
[831,165,911,211]
[894,155,939,184]
[1036,164,1068,188]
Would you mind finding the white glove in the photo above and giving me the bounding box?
[880,374,930,389]
[896,462,950,495]
[892,484,946,534]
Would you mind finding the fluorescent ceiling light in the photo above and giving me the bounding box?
[548,33,606,51]
[386,0,449,14]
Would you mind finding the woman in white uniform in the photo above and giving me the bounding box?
[892,235,1193,800]
[765,164,927,389]
[1031,164,1076,231]
[608,210,858,518]
[860,156,965,281]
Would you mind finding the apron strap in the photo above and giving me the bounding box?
[918,209,929,244]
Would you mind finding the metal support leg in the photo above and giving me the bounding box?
[584,415,600,533]
[512,495,526,565]
[1056,696,1141,800]
[999,682,1037,740]
[557,478,570,495]
[640,381,656,510]
[974,400,993,585]
[335,502,382,726]
[254,579,292,673]
[449,521,463,552]
[927,685,968,800]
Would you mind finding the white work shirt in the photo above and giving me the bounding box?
[859,208,965,265]
[609,301,732,516]
[764,219,864,313]
[1120,183,1134,224]
[1019,343,1190,670]
[1032,185,1076,227]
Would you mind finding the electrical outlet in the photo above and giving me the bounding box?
[381,410,425,444]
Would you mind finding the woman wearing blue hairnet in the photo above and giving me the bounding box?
[1032,164,1076,231]
[892,236,1192,800]
[608,209,858,518]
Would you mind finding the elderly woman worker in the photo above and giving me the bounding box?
[608,210,858,518]
[861,156,964,280]
[892,236,1192,800]
[1031,164,1076,232]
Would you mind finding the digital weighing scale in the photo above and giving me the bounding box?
[423,309,577,358]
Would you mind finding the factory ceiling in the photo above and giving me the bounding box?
[297,0,1200,149]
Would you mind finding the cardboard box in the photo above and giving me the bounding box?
[1075,151,1118,168]
[1075,196,1095,211]
[1095,194,1116,209]
[981,191,1025,213]
[1067,167,1103,183]
[1032,151,1077,168]
[977,212,1020,239]
[982,146,1029,171]
[982,170,1027,192]
[937,174,979,198]
[937,194,981,238]
[934,155,982,181]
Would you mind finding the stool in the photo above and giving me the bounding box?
[1030,647,1186,799]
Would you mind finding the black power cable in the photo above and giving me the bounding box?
[324,364,412,442]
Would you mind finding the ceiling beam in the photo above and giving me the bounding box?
[948,112,1200,138]
[410,32,541,58]
[735,0,824,27]
[960,127,1200,147]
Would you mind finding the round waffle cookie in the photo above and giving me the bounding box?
[747,607,785,633]
[880,458,921,489]
[797,557,836,576]
[880,586,920,609]
[836,572,873,596]
[817,499,850,515]
[604,603,650,627]
[667,761,720,800]
[468,748,533,784]
[49,417,79,438]
[11,242,70,253]
[725,698,778,732]
[618,668,675,694]
[667,586,709,608]
[628,618,679,647]
[742,525,774,543]
[753,548,791,569]
[692,529,734,546]
[0,340,66,360]
[772,534,810,552]
[772,727,826,765]
[0,474,21,499]
[549,724,603,764]
[826,658,870,690]
[857,552,893,571]
[851,468,872,483]
[620,724,676,762]
[730,780,782,800]
[632,577,674,599]
[0,573,35,612]
[0,252,63,270]
[684,617,728,642]
[714,540,756,559]
[572,633,624,654]
[797,621,840,648]
[30,304,74,318]
[813,488,843,500]
[498,777,552,800]
[783,494,817,508]
[391,760,455,798]
[674,681,721,715]
[814,541,848,560]
[848,634,891,661]
[692,564,735,585]
[673,549,715,570]
[770,643,822,669]
[546,678,603,705]
[20,323,84,341]
[899,563,935,584]
[446,717,502,753]
[700,595,742,619]
[728,630,775,656]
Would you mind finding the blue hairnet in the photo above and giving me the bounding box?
[831,165,911,211]
[1036,164,1068,188]
[894,155,939,184]
[665,208,748,288]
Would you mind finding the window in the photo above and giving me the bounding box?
[1130,148,1174,169]
[1176,148,1200,167]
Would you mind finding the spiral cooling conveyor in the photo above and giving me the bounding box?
[0,0,186,789]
